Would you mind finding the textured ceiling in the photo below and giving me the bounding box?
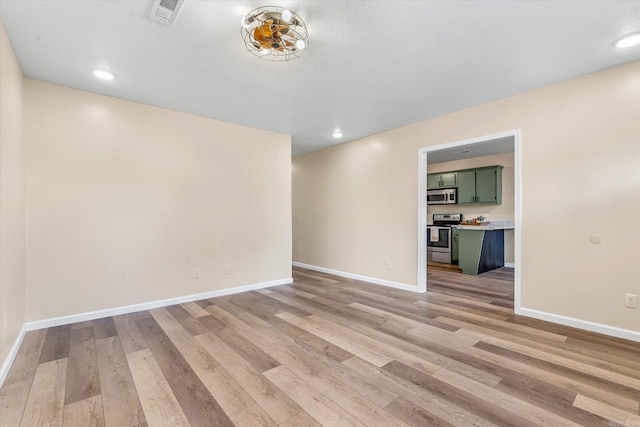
[1,1,640,156]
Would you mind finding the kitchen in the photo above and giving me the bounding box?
[426,137,515,276]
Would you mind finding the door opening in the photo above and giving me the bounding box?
[417,130,521,313]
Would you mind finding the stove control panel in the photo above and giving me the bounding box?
[433,213,462,222]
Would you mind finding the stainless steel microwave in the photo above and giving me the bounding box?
[427,188,457,205]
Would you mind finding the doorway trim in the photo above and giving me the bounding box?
[417,129,522,313]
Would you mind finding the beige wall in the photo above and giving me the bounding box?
[24,80,292,321]
[428,152,515,263]
[0,22,26,364]
[293,61,640,333]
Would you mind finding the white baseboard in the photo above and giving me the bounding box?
[517,307,640,343]
[504,262,515,268]
[292,262,421,293]
[0,324,27,388]
[24,277,292,332]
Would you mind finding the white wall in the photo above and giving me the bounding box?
[0,21,26,370]
[293,60,640,334]
[24,80,292,321]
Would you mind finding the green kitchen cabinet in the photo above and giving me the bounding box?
[457,170,476,204]
[451,228,460,263]
[427,172,457,189]
[427,174,440,189]
[476,167,500,203]
[457,165,503,205]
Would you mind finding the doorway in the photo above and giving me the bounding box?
[417,130,522,312]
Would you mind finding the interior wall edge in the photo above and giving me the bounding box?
[517,307,640,343]
[292,261,420,293]
[0,19,27,371]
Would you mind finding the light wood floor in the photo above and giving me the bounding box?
[2,266,639,426]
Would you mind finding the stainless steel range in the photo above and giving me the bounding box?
[427,213,463,264]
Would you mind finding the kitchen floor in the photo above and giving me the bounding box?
[2,266,638,426]
[427,260,463,273]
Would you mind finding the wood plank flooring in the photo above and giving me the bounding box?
[2,266,639,426]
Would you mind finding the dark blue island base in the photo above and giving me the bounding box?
[458,229,505,275]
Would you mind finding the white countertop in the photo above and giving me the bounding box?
[453,221,514,231]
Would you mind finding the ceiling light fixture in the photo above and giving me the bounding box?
[93,69,114,80]
[240,6,308,61]
[332,131,343,138]
[615,32,640,48]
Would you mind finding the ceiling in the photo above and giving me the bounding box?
[1,1,639,156]
[427,136,514,165]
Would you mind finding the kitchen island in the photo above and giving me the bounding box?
[453,222,514,275]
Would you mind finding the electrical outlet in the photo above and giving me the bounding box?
[625,294,637,308]
[386,260,391,269]
[224,264,231,274]
[194,268,201,278]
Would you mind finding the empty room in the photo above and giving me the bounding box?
[1,1,639,426]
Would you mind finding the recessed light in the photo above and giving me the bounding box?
[93,69,114,80]
[615,32,640,48]
[332,131,343,138]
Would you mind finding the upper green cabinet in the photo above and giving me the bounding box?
[456,170,476,203]
[427,172,457,189]
[457,165,503,204]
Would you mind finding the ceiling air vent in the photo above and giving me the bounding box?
[150,0,184,26]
